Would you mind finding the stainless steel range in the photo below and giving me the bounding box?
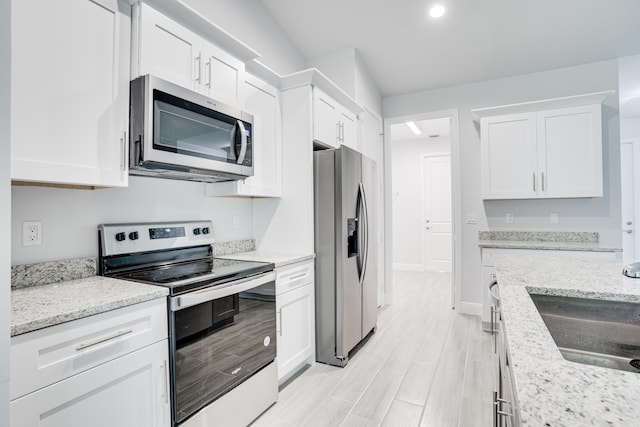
[98,220,277,427]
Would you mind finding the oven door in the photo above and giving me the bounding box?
[168,272,276,426]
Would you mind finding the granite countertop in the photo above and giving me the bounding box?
[11,276,168,336]
[479,240,621,251]
[494,252,640,425]
[218,251,315,268]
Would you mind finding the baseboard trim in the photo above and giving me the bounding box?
[457,302,482,316]
[393,263,423,272]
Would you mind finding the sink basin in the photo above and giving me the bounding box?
[529,293,640,373]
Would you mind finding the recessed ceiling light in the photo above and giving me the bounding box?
[429,5,445,18]
[406,121,422,135]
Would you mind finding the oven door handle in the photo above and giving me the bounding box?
[170,271,275,311]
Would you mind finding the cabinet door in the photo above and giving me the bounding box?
[277,284,314,382]
[313,88,339,148]
[11,0,130,187]
[537,104,603,198]
[10,340,170,427]
[135,2,200,91]
[358,110,382,161]
[339,108,357,150]
[201,43,244,105]
[205,74,282,197]
[481,113,538,199]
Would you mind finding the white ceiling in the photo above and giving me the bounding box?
[390,117,451,142]
[260,0,640,98]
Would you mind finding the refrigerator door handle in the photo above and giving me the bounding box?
[358,182,370,285]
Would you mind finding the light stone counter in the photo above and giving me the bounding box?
[494,252,640,426]
[12,276,168,336]
[218,251,315,268]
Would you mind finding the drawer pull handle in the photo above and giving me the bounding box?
[287,272,307,281]
[75,329,133,351]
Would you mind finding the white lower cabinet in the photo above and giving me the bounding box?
[492,301,520,427]
[276,260,315,383]
[11,340,170,427]
[10,298,170,427]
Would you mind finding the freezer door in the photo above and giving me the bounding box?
[360,154,378,337]
[336,146,363,358]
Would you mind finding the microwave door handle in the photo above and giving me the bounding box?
[236,120,247,164]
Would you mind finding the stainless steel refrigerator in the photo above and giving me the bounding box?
[314,145,377,367]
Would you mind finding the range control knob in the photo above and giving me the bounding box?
[129,231,139,241]
[115,232,126,242]
[202,227,210,235]
[193,228,201,235]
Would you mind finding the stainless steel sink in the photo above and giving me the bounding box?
[529,294,640,373]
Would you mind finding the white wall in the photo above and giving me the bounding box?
[392,138,450,269]
[182,0,306,75]
[1,0,11,421]
[12,177,253,265]
[308,48,382,116]
[383,59,621,308]
[621,118,640,138]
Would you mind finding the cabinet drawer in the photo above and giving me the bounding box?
[276,260,314,295]
[11,298,167,400]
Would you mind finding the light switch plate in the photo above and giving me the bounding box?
[506,213,514,224]
[550,213,559,224]
[465,213,477,224]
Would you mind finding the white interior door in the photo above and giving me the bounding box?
[621,138,640,261]
[423,155,452,271]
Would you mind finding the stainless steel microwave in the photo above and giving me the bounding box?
[129,74,253,182]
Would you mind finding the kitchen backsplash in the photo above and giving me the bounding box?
[11,257,96,289]
[478,231,599,243]
[11,239,258,288]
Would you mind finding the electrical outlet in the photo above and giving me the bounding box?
[233,216,240,230]
[550,213,559,224]
[23,221,42,246]
[506,213,514,224]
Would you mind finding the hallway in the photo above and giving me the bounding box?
[252,271,493,426]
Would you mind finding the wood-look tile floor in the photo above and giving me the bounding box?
[251,270,493,427]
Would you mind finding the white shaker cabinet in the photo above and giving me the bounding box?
[275,260,315,384]
[10,298,170,427]
[206,73,282,197]
[537,105,603,198]
[313,87,356,150]
[480,113,538,199]
[132,2,245,106]
[11,340,169,427]
[11,0,130,187]
[476,92,612,200]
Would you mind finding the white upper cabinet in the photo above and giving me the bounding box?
[312,87,356,149]
[11,0,130,187]
[475,92,612,200]
[481,112,538,199]
[537,105,603,198]
[132,2,245,106]
[206,73,282,197]
[134,3,200,91]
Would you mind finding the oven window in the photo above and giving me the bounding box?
[172,286,276,424]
